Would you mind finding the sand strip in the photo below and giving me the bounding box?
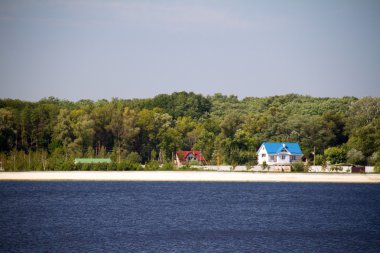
[0,171,379,183]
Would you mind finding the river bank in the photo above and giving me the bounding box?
[0,171,379,183]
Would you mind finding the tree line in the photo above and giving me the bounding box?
[0,92,379,171]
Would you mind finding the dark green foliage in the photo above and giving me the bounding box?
[162,162,175,171]
[291,161,306,172]
[314,154,325,166]
[0,94,379,170]
[144,161,161,170]
[132,92,212,119]
[346,148,365,165]
[324,146,347,165]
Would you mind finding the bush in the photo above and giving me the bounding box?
[324,146,347,164]
[178,165,201,171]
[314,154,325,166]
[291,161,305,172]
[95,163,110,171]
[126,152,142,164]
[346,148,365,165]
[144,161,161,170]
[188,160,202,166]
[113,160,141,171]
[368,152,378,166]
[330,165,343,172]
[161,162,175,170]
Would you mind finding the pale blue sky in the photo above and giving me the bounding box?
[0,0,379,101]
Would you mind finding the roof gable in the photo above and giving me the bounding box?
[261,142,303,155]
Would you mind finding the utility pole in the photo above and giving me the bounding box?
[314,146,316,166]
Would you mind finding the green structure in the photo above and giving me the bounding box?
[74,158,112,164]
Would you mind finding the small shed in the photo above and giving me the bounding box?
[74,158,112,164]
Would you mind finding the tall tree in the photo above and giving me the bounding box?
[69,111,94,156]
[0,108,15,151]
[53,109,73,159]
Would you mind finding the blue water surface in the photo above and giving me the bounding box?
[0,182,379,252]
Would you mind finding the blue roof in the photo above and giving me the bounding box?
[261,142,303,155]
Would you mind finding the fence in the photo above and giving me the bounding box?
[195,165,376,173]
[195,165,291,172]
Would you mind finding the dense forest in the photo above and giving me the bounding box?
[0,92,379,171]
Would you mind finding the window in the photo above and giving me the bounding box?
[262,154,266,157]
[269,156,274,161]
[187,154,195,161]
[291,155,297,161]
[281,155,286,160]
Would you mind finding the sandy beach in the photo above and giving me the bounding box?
[0,171,379,183]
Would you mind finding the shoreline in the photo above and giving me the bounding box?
[0,171,379,183]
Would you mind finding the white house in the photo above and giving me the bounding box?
[257,142,303,165]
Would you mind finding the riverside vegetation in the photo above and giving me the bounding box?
[0,92,379,171]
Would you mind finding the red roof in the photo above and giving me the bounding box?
[176,150,205,162]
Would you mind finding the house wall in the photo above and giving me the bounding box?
[273,154,290,164]
[259,153,302,165]
[289,155,303,163]
[257,146,268,164]
[175,155,181,166]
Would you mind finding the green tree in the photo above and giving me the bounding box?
[137,109,173,162]
[368,152,378,166]
[69,111,95,156]
[0,108,15,151]
[314,154,325,166]
[92,101,114,154]
[53,109,73,159]
[346,148,365,165]
[324,146,347,164]
[121,107,140,152]
[345,97,380,132]
[150,92,212,119]
[347,118,380,157]
[175,116,197,149]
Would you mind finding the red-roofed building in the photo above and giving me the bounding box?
[175,151,206,166]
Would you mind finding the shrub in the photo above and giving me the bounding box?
[114,160,140,171]
[346,148,365,165]
[368,152,378,166]
[126,152,142,164]
[330,165,343,172]
[161,162,175,170]
[314,154,325,166]
[144,161,161,170]
[291,161,305,172]
[324,146,347,164]
[179,165,201,171]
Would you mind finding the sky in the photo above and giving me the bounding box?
[0,0,379,101]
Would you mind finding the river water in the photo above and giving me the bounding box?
[0,182,379,252]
